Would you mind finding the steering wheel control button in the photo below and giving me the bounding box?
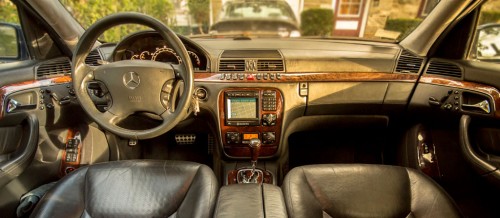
[122,71,141,89]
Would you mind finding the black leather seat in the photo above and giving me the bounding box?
[31,160,218,218]
[282,164,462,218]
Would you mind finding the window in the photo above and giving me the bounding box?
[338,0,363,17]
[470,0,500,64]
[0,0,24,64]
[420,0,439,17]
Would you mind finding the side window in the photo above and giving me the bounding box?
[471,1,500,64]
[0,1,28,64]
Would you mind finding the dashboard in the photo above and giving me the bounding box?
[112,31,209,71]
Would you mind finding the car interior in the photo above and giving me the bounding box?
[0,0,500,217]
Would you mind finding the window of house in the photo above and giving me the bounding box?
[338,0,363,17]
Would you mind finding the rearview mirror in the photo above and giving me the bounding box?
[474,23,500,63]
[0,22,27,64]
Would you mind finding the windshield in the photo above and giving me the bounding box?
[59,0,438,42]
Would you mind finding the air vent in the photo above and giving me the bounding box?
[85,49,102,66]
[395,50,424,74]
[426,60,462,78]
[36,58,71,79]
[257,60,284,71]
[219,59,245,71]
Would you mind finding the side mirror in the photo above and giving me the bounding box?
[474,23,500,63]
[0,22,28,64]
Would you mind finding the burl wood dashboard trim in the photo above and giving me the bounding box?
[219,88,284,158]
[420,75,500,118]
[195,72,419,82]
[0,76,72,119]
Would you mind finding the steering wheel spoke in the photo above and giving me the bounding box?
[72,13,194,139]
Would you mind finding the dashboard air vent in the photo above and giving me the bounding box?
[426,60,462,78]
[219,59,245,71]
[36,58,71,79]
[85,49,102,66]
[257,60,284,71]
[395,50,424,74]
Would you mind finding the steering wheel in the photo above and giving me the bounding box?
[72,13,193,140]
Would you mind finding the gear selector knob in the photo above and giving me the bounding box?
[249,138,261,163]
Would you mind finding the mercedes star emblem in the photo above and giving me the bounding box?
[123,72,140,89]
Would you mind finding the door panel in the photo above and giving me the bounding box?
[0,114,39,188]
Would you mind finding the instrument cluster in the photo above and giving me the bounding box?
[113,31,207,71]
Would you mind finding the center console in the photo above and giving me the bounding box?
[218,88,284,158]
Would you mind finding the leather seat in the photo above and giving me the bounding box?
[282,164,462,218]
[31,160,218,218]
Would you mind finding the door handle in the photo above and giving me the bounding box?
[462,100,491,114]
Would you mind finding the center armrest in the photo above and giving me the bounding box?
[214,183,287,218]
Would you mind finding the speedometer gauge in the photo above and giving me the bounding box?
[152,46,182,63]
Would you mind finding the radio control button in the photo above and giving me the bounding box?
[220,74,225,80]
[270,73,275,80]
[262,132,276,144]
[256,73,262,80]
[263,73,269,80]
[262,114,277,126]
[232,74,238,80]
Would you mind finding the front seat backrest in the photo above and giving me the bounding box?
[31,160,218,218]
[282,164,461,218]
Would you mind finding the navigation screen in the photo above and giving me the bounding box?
[227,98,257,119]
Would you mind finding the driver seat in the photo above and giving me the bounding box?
[30,160,218,218]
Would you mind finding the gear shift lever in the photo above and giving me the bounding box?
[249,138,262,169]
[236,138,263,183]
[248,138,262,174]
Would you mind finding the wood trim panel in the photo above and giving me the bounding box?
[219,88,284,158]
[195,72,419,83]
[59,129,82,177]
[0,76,72,119]
[420,75,500,118]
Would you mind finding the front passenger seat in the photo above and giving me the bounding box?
[31,160,218,218]
[282,164,461,218]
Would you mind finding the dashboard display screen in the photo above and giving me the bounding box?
[227,98,258,119]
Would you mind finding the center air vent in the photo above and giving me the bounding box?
[426,60,462,78]
[257,60,284,71]
[219,60,245,71]
[35,57,71,79]
[85,49,102,66]
[395,50,424,74]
